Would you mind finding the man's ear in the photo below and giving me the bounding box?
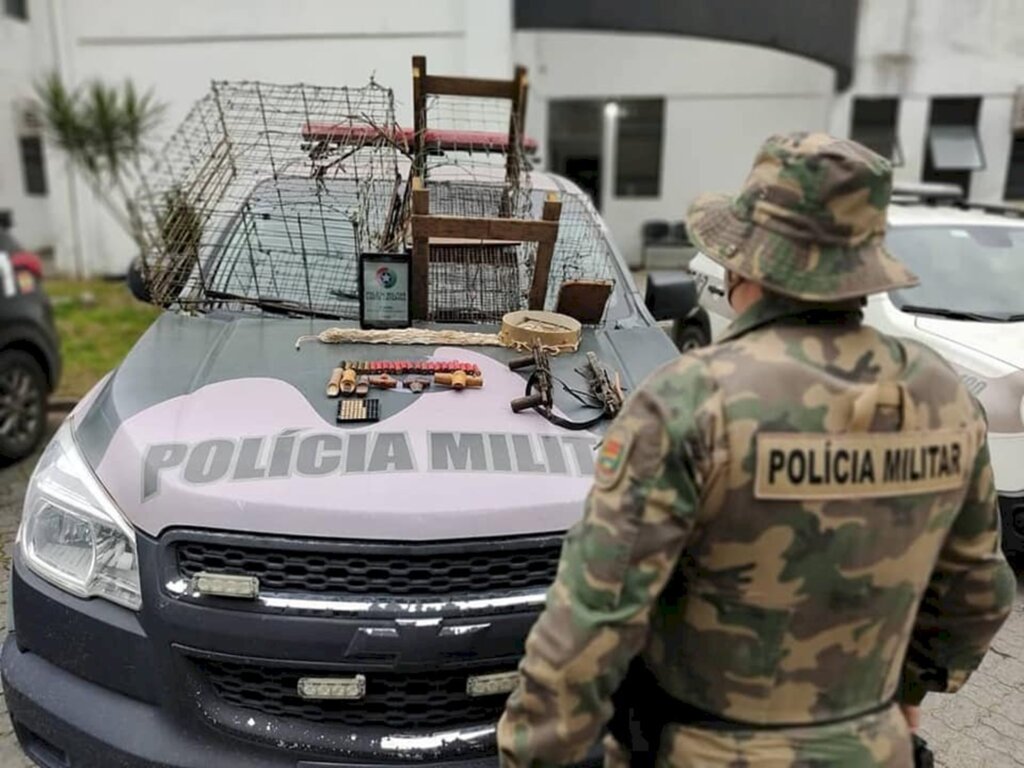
[726,271,742,309]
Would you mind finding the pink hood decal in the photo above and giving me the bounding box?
[93,348,600,540]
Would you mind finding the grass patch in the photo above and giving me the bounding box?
[46,279,162,399]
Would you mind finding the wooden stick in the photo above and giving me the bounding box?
[412,55,427,180]
[421,75,517,100]
[411,214,558,243]
[529,193,563,310]
[411,176,430,319]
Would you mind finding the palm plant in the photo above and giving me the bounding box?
[34,73,166,248]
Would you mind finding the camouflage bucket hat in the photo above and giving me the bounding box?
[686,132,919,301]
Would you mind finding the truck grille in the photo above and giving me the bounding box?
[194,658,508,729]
[175,536,562,598]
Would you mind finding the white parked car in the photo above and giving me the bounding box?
[684,184,1024,556]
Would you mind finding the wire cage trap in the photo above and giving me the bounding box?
[135,78,405,315]
[131,57,618,325]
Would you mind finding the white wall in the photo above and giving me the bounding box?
[516,31,834,266]
[11,0,1023,274]
[975,95,1016,203]
[829,0,1024,201]
[0,8,55,252]
[42,0,512,275]
[603,96,832,267]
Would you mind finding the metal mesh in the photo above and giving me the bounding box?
[418,93,532,220]
[135,80,403,313]
[543,188,619,310]
[427,242,531,323]
[132,79,618,323]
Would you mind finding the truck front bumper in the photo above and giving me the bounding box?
[2,549,601,768]
[5,636,330,768]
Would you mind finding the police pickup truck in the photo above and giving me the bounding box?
[1,72,690,767]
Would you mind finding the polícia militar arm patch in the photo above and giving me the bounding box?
[754,430,972,500]
[595,428,634,490]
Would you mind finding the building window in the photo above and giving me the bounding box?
[19,136,47,196]
[850,97,902,164]
[613,99,664,198]
[923,97,984,197]
[548,100,603,209]
[1007,136,1024,201]
[4,0,28,20]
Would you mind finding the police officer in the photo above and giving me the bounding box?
[496,132,1016,768]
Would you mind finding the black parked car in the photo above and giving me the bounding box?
[0,214,61,464]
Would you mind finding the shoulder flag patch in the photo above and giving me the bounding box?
[596,429,633,489]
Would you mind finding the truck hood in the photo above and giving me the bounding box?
[915,316,1024,371]
[913,316,1024,434]
[75,313,675,540]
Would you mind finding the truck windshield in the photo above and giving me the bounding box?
[193,177,622,324]
[887,225,1024,322]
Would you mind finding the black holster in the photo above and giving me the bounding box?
[608,660,664,768]
[912,735,935,768]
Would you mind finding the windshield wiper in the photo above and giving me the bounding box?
[898,305,1004,323]
[203,290,343,320]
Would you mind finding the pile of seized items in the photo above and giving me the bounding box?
[326,359,484,422]
[318,307,626,428]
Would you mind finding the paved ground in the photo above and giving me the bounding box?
[0,420,1022,766]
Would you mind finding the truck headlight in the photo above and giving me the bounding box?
[16,420,141,610]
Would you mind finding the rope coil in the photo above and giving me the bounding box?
[295,311,583,354]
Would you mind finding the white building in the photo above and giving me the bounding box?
[1,0,1022,276]
[0,0,55,255]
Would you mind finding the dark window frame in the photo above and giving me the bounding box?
[4,0,28,21]
[613,98,665,199]
[922,96,984,198]
[547,98,604,210]
[19,135,48,197]
[850,97,903,166]
[1006,135,1024,201]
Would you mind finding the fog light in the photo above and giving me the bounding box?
[466,671,519,697]
[191,572,259,599]
[298,675,366,700]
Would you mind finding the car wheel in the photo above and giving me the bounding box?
[673,323,709,353]
[0,350,48,465]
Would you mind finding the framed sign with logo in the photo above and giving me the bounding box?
[358,251,412,329]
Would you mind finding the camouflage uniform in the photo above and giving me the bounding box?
[497,133,1016,768]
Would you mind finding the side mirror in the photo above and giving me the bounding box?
[126,256,152,303]
[644,271,698,321]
